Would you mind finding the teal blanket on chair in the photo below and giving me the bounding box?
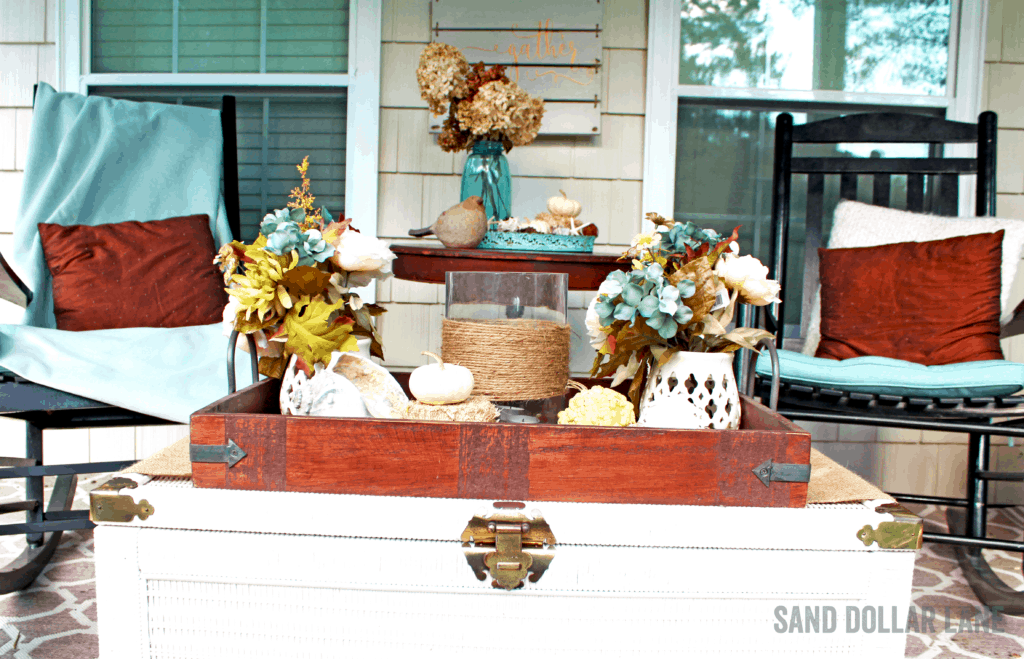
[0,83,254,423]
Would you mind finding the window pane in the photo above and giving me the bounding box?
[178,0,261,73]
[92,0,173,73]
[673,103,937,332]
[266,0,349,73]
[91,91,348,243]
[91,0,349,74]
[679,0,950,96]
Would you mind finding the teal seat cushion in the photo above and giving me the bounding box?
[754,349,1024,398]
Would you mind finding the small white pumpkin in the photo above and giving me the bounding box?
[409,351,474,405]
[547,190,582,218]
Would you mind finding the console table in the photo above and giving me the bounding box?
[390,245,627,291]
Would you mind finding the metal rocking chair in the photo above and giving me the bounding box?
[0,87,240,593]
[754,110,1024,612]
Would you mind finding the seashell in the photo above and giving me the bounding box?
[279,355,312,416]
[496,217,521,232]
[279,353,368,418]
[307,352,368,417]
[523,219,551,234]
[330,351,409,419]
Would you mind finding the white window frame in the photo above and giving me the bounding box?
[642,0,990,223]
[55,0,381,237]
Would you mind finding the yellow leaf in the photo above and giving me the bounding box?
[279,297,358,371]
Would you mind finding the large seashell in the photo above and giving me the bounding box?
[330,351,409,419]
[279,353,368,418]
[279,355,312,416]
[306,352,368,417]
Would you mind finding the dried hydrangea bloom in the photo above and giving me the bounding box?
[455,81,511,135]
[454,80,544,149]
[505,94,545,147]
[416,43,471,116]
[438,108,473,152]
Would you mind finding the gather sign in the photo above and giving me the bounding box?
[431,0,604,134]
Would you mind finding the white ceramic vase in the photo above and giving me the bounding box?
[637,351,741,430]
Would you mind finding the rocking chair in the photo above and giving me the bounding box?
[753,110,1024,612]
[0,85,241,593]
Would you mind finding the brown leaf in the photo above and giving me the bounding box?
[627,351,652,416]
[657,346,681,367]
[594,348,633,379]
[669,257,717,329]
[280,266,333,298]
[258,355,287,379]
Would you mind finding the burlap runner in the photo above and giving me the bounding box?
[127,438,891,505]
[806,448,891,504]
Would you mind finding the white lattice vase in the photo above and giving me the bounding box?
[638,351,741,430]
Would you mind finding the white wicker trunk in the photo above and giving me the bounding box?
[93,475,918,658]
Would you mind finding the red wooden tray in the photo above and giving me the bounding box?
[190,376,810,508]
[390,244,628,291]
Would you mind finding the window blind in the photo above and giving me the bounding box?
[93,91,348,243]
[91,0,349,74]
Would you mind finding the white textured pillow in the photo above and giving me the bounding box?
[802,201,1024,356]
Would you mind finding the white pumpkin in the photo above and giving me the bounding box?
[547,190,582,218]
[409,351,474,405]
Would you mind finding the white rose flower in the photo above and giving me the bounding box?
[585,296,610,350]
[221,296,241,336]
[714,254,781,306]
[330,229,396,280]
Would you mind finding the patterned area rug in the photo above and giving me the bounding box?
[0,479,1023,658]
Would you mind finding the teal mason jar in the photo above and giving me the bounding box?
[460,139,511,222]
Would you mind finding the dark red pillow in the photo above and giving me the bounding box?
[38,214,227,331]
[815,231,1004,365]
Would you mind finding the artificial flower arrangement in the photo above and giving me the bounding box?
[216,157,395,379]
[587,213,781,408]
[417,43,545,153]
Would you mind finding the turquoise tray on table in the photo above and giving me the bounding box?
[475,230,595,253]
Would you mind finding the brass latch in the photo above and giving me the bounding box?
[461,505,556,590]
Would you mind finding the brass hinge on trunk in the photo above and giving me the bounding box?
[857,503,924,550]
[89,476,154,523]
[461,505,556,590]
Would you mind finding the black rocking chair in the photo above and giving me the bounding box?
[755,110,1024,612]
[0,88,240,593]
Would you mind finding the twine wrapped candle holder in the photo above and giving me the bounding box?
[441,317,570,401]
[443,271,569,407]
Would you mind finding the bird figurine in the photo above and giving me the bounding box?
[408,196,488,248]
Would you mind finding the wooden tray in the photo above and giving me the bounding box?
[190,375,810,507]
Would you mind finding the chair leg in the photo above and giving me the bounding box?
[24,421,43,547]
[0,473,76,594]
[946,432,1024,613]
[966,432,989,540]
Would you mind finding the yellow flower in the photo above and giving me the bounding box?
[286,155,323,228]
[625,231,662,259]
[226,248,298,331]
